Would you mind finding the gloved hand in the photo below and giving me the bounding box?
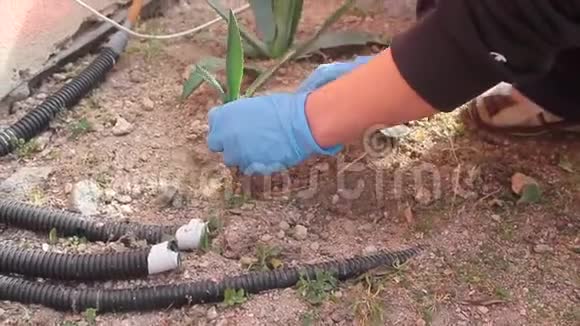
[207,55,374,175]
[207,92,342,175]
[297,55,374,92]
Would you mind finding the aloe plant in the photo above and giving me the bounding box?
[183,9,245,103]
[207,0,386,59]
[182,1,389,100]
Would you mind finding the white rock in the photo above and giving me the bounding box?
[206,306,218,320]
[477,306,489,314]
[70,180,101,216]
[292,225,308,241]
[142,96,155,111]
[310,242,320,251]
[112,117,134,136]
[279,221,290,231]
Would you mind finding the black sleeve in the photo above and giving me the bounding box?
[389,0,580,111]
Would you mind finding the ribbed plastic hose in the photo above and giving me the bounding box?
[0,246,421,313]
[0,241,180,281]
[0,48,118,156]
[0,199,207,251]
[0,199,176,244]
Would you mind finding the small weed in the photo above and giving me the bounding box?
[68,117,92,140]
[563,306,580,322]
[60,322,78,326]
[296,270,338,305]
[225,192,251,209]
[300,310,320,326]
[352,274,386,326]
[494,286,511,300]
[95,172,112,188]
[200,216,223,253]
[83,308,97,325]
[68,235,88,247]
[497,220,516,241]
[28,187,46,206]
[246,244,283,271]
[13,138,41,159]
[48,228,59,245]
[223,288,247,306]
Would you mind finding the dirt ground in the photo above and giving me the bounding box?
[0,1,578,325]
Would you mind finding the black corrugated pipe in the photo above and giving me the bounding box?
[0,199,207,251]
[0,246,422,313]
[0,241,180,281]
[0,23,131,157]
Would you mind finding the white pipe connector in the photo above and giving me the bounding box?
[147,241,180,274]
[175,218,208,251]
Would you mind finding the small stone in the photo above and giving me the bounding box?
[111,117,134,136]
[477,306,489,314]
[491,214,501,222]
[240,256,258,267]
[129,69,144,83]
[279,221,290,231]
[416,319,427,326]
[41,243,50,252]
[154,185,178,207]
[519,308,527,316]
[64,62,75,71]
[8,83,30,101]
[206,306,218,320]
[276,230,285,239]
[215,319,228,326]
[75,242,87,251]
[35,92,48,100]
[142,96,155,111]
[415,186,433,205]
[292,225,308,240]
[116,194,132,204]
[53,73,68,81]
[260,234,273,242]
[533,244,553,254]
[342,219,357,235]
[310,242,320,251]
[363,245,378,255]
[102,189,116,203]
[70,180,101,216]
[333,290,343,299]
[119,205,133,214]
[171,194,186,208]
[191,119,209,135]
[331,194,340,204]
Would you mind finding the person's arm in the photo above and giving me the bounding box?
[305,49,436,147]
[305,0,580,148]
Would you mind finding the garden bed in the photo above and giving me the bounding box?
[0,1,578,325]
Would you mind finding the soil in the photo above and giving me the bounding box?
[0,1,579,325]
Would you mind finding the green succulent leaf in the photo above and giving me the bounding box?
[195,65,226,101]
[249,0,276,44]
[297,30,389,59]
[181,56,224,100]
[225,9,244,102]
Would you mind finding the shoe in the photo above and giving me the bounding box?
[466,82,580,136]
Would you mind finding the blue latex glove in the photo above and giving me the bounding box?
[207,55,374,175]
[207,92,342,175]
[297,55,374,92]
